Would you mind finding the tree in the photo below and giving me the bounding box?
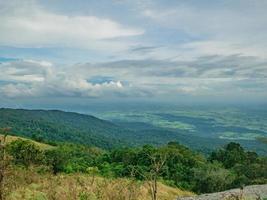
[133,149,167,200]
[148,151,167,200]
[209,142,246,168]
[44,148,67,174]
[86,166,100,185]
[7,139,43,168]
[209,142,267,188]
[192,162,235,193]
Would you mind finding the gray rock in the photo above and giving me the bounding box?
[177,184,267,200]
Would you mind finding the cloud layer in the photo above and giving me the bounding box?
[0,60,129,98]
[0,0,267,103]
[0,0,143,51]
[1,56,266,101]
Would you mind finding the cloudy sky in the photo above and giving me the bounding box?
[0,0,267,107]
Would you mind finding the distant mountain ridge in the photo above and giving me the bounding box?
[1,108,267,154]
[0,108,133,149]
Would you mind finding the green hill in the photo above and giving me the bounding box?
[0,108,133,149]
[1,108,267,155]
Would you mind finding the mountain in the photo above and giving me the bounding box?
[1,108,266,154]
[0,108,133,149]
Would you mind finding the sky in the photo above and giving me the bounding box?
[0,0,267,108]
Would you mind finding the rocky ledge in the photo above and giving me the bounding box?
[178,184,267,200]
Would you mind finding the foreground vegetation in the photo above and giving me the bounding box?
[3,167,193,200]
[1,127,266,200]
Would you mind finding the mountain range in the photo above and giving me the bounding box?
[0,108,266,154]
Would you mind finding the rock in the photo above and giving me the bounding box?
[177,184,267,200]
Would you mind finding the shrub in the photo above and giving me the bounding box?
[7,139,44,167]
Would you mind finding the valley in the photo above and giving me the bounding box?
[91,104,267,154]
[1,106,267,155]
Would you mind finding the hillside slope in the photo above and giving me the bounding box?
[1,108,267,154]
[0,108,133,149]
[0,134,54,150]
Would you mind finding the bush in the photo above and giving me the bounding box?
[192,162,235,193]
[7,139,44,167]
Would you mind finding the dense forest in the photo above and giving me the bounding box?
[0,108,131,149]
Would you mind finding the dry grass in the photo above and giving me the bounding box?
[0,135,54,150]
[4,167,193,200]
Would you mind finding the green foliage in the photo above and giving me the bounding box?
[44,144,101,174]
[42,141,266,194]
[192,162,235,193]
[4,136,267,195]
[209,142,267,187]
[86,166,99,175]
[0,108,131,149]
[7,139,44,167]
[209,142,247,168]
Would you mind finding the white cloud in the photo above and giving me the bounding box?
[142,1,267,38]
[141,1,267,59]
[181,40,267,59]
[0,59,142,98]
[0,57,266,100]
[0,0,144,50]
[1,83,39,98]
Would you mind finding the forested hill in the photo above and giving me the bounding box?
[0,108,134,149]
[1,108,267,154]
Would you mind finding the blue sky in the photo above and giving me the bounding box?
[0,0,267,106]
